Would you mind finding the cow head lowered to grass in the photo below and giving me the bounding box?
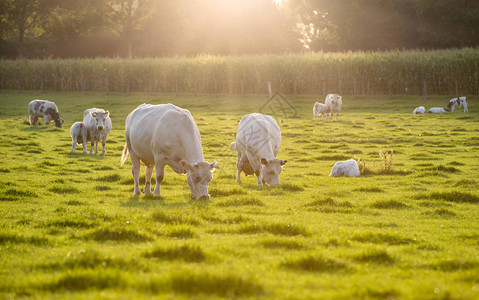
[181,160,220,199]
[121,103,219,200]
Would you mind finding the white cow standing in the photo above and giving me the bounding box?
[325,94,343,120]
[82,108,112,154]
[120,103,219,199]
[231,113,287,186]
[329,159,360,177]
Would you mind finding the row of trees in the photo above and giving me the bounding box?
[1,0,479,58]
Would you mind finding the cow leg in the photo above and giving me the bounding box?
[236,156,242,183]
[153,163,165,196]
[71,137,77,153]
[101,137,107,154]
[130,152,141,196]
[336,112,339,120]
[89,140,94,154]
[29,114,34,126]
[82,128,88,153]
[94,141,99,154]
[144,165,153,195]
[44,114,50,127]
[255,170,263,186]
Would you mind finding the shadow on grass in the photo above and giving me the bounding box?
[281,255,350,272]
[415,191,479,204]
[143,244,205,262]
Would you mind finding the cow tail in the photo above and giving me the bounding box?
[120,143,129,165]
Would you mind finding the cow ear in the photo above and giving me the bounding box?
[61,119,64,124]
[210,161,220,171]
[90,111,97,118]
[280,160,287,166]
[105,111,110,118]
[261,158,269,165]
[180,160,192,171]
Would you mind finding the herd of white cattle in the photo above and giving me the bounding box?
[27,94,469,199]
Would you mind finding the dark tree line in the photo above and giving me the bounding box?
[1,0,478,58]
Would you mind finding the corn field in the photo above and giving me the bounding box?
[1,48,478,96]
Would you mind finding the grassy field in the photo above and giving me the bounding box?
[0,91,478,299]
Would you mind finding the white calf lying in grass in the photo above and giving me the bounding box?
[428,101,457,114]
[413,106,426,114]
[450,96,468,112]
[313,102,330,120]
[329,159,360,177]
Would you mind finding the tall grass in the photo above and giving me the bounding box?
[1,48,478,95]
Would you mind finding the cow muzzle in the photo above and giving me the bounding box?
[198,194,210,200]
[97,126,104,131]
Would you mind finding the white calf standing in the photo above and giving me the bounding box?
[413,106,426,114]
[325,94,343,120]
[82,108,112,154]
[70,122,85,153]
[313,102,330,120]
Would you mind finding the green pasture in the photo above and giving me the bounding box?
[0,91,478,299]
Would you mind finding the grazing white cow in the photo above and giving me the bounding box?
[413,106,426,114]
[313,102,330,120]
[325,94,343,120]
[231,113,287,186]
[70,122,90,153]
[28,100,64,128]
[120,103,219,199]
[428,101,457,114]
[82,108,112,154]
[450,97,468,112]
[329,159,360,177]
